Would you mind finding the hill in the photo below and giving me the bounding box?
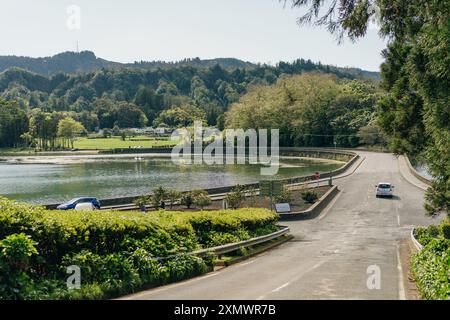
[0,51,379,80]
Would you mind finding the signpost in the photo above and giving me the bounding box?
[275,203,291,214]
[314,171,321,187]
[260,180,284,211]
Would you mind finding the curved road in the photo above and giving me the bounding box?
[122,151,441,300]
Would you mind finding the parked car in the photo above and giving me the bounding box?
[74,202,96,211]
[57,197,101,210]
[375,182,394,198]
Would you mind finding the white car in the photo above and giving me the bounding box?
[375,182,395,198]
[74,202,96,211]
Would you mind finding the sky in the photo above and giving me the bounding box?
[0,0,387,71]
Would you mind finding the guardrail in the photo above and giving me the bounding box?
[411,227,424,252]
[152,226,290,261]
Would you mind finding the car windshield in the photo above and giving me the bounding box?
[378,184,391,188]
[66,198,83,204]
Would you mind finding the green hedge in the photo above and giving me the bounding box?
[0,197,278,300]
[411,219,450,300]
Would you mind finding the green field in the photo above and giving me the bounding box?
[73,136,178,150]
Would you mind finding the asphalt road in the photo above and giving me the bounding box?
[122,151,441,300]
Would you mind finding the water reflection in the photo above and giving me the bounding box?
[0,157,342,204]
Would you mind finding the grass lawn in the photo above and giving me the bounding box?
[73,136,178,150]
[0,148,37,156]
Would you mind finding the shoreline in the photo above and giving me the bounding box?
[0,153,345,165]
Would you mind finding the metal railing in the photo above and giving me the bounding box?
[151,226,290,261]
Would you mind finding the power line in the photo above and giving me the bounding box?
[294,133,381,137]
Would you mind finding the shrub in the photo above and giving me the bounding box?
[415,221,448,246]
[0,233,38,299]
[411,219,450,300]
[441,219,450,240]
[301,191,318,204]
[152,186,168,207]
[205,229,250,247]
[411,239,450,300]
[0,197,277,300]
[415,227,435,246]
[164,255,209,283]
[275,187,292,204]
[134,195,151,208]
[181,193,194,209]
[167,190,182,209]
[191,190,212,210]
[0,233,37,271]
[225,186,245,209]
[245,186,259,207]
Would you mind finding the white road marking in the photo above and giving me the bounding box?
[237,260,256,267]
[271,282,290,293]
[258,260,326,300]
[396,244,406,300]
[120,254,258,299]
[395,203,401,227]
[119,271,222,300]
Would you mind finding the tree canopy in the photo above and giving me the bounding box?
[226,73,381,147]
[288,0,449,214]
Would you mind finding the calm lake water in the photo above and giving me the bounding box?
[0,156,342,204]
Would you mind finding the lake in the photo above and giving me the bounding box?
[0,155,343,204]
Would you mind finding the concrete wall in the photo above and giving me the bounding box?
[404,155,432,186]
[279,185,339,221]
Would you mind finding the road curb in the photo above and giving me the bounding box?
[398,156,430,191]
[279,185,339,221]
[216,234,294,267]
[403,155,432,186]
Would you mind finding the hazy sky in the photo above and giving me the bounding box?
[1,0,387,71]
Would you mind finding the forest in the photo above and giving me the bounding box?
[0,56,380,149]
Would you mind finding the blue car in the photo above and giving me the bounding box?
[57,197,101,210]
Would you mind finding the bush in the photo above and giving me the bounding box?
[301,191,318,204]
[411,239,450,300]
[164,255,209,283]
[134,195,151,208]
[152,186,168,207]
[411,219,450,300]
[414,220,448,246]
[167,190,182,209]
[441,219,450,240]
[225,186,245,209]
[181,193,193,209]
[191,190,212,210]
[0,197,277,300]
[0,233,38,299]
[275,187,292,204]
